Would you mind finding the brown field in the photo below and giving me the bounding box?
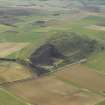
[7,76,104,105]
[0,62,33,83]
[55,64,105,93]
[0,42,30,57]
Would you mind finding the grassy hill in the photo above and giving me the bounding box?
[13,15,105,73]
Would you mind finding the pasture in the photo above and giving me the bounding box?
[86,52,105,73]
[0,87,27,105]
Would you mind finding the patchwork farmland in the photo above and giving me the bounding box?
[0,0,105,105]
[7,76,105,105]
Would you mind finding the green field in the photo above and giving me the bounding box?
[96,100,105,105]
[85,52,105,73]
[0,88,27,105]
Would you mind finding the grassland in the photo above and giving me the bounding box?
[0,87,27,105]
[96,100,105,105]
[86,52,105,73]
[0,24,11,33]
